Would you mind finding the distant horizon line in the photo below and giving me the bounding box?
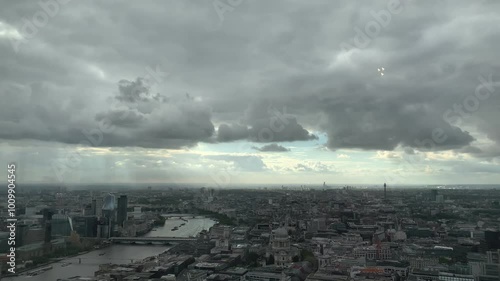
[10,182,500,187]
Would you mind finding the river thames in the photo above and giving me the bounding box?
[4,215,216,281]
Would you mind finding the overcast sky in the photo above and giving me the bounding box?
[1,0,500,187]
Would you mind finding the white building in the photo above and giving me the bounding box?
[270,227,299,267]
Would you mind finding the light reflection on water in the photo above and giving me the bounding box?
[4,215,215,281]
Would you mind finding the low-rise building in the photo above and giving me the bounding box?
[245,267,291,281]
[17,238,66,260]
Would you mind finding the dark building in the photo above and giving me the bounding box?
[15,224,29,247]
[0,231,9,253]
[384,183,387,199]
[85,204,93,215]
[42,209,54,243]
[51,214,72,236]
[117,195,128,227]
[73,216,98,237]
[42,209,54,254]
[97,216,111,238]
[484,230,500,250]
[101,210,114,238]
[91,199,97,216]
[431,189,438,201]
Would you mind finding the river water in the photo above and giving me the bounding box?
[4,215,216,281]
[146,215,215,238]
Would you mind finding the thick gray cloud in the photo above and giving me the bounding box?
[116,78,166,104]
[0,0,499,157]
[253,143,290,152]
[217,101,317,142]
[0,77,215,149]
[217,123,249,142]
[318,94,476,151]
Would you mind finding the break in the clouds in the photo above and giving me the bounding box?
[1,0,500,184]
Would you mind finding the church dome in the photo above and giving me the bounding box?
[275,227,288,238]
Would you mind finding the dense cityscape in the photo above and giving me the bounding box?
[1,185,500,281]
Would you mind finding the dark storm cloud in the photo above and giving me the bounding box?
[95,109,145,128]
[247,118,318,143]
[252,143,290,152]
[217,101,317,143]
[0,78,216,149]
[91,77,216,148]
[0,0,500,158]
[318,95,475,151]
[217,123,249,142]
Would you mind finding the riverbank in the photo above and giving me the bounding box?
[2,242,110,277]
[2,250,92,278]
[193,208,236,225]
[2,241,111,277]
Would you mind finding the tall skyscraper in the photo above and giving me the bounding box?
[117,195,128,227]
[95,198,103,218]
[384,183,387,199]
[102,193,116,238]
[91,199,97,216]
[42,209,54,254]
[102,194,116,211]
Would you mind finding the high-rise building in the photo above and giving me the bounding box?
[100,210,114,238]
[73,216,98,237]
[42,209,53,244]
[91,199,97,216]
[102,194,116,238]
[15,224,29,247]
[102,194,116,211]
[117,195,128,227]
[384,183,387,199]
[82,204,93,216]
[51,214,73,236]
[56,193,64,208]
[96,198,103,218]
[431,189,438,201]
[485,231,500,250]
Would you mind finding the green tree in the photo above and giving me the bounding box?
[246,252,260,267]
[301,249,318,271]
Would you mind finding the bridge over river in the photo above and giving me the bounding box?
[109,236,197,245]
